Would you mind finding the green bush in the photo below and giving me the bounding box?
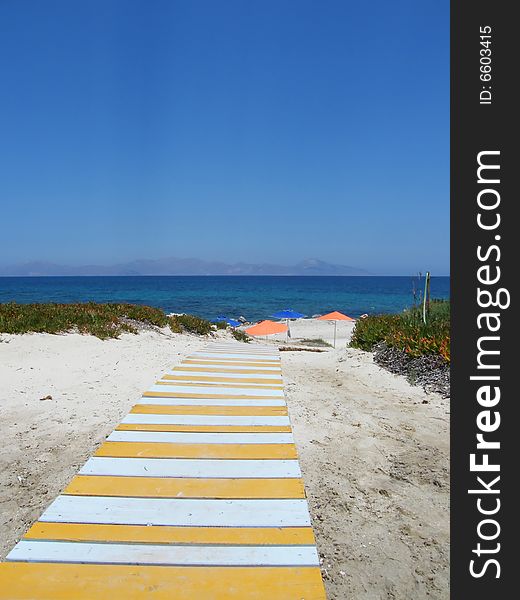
[0,302,168,340]
[215,321,228,330]
[171,314,213,335]
[0,303,217,340]
[350,301,450,362]
[168,317,183,334]
[231,329,250,343]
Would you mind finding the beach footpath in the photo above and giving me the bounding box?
[0,341,326,599]
[1,320,449,599]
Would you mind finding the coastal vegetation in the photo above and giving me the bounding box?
[0,303,214,340]
[231,329,250,343]
[170,313,213,336]
[349,299,450,396]
[350,299,450,362]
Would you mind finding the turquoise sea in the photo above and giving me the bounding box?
[0,276,450,322]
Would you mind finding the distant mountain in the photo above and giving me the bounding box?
[0,257,370,277]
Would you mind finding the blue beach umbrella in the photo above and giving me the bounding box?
[212,315,241,327]
[271,309,306,320]
[271,309,306,339]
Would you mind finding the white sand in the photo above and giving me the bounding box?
[0,320,449,599]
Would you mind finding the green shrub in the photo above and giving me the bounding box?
[0,302,168,340]
[168,317,183,334]
[215,321,228,330]
[350,314,401,351]
[350,301,450,362]
[171,314,213,335]
[0,303,222,340]
[231,329,250,343]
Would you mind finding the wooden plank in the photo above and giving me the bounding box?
[64,475,305,498]
[136,397,287,407]
[79,457,302,478]
[0,564,327,600]
[24,523,316,546]
[7,541,319,567]
[94,442,298,460]
[182,360,281,367]
[165,367,283,383]
[39,496,312,527]
[158,379,284,389]
[130,405,288,416]
[144,384,284,397]
[207,344,275,350]
[189,352,280,363]
[142,391,284,400]
[107,431,295,444]
[204,350,279,356]
[155,381,284,390]
[164,371,283,387]
[171,365,283,380]
[121,414,291,426]
[116,423,293,433]
[171,365,282,373]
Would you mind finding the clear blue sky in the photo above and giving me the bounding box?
[0,0,449,275]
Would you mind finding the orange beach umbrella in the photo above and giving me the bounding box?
[318,311,355,322]
[245,320,288,338]
[317,311,355,348]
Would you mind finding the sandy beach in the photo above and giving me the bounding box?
[0,320,449,599]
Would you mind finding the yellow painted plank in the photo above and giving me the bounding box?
[116,423,292,433]
[172,367,282,374]
[142,391,283,400]
[132,405,287,415]
[95,442,298,459]
[0,564,326,600]
[63,475,304,498]
[24,523,316,545]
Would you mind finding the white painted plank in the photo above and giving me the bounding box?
[207,343,275,349]
[107,431,295,444]
[170,365,282,372]
[208,349,276,354]
[7,541,318,566]
[137,397,286,407]
[191,353,280,361]
[79,457,301,478]
[146,384,284,397]
[121,414,291,425]
[158,380,283,388]
[167,370,283,380]
[39,496,311,527]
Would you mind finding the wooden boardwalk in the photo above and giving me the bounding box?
[0,342,326,599]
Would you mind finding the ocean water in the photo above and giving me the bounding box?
[0,276,450,322]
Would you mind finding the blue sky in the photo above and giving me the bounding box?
[0,0,449,275]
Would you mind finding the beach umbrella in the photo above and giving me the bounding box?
[245,319,288,341]
[211,316,241,327]
[317,311,355,348]
[271,309,306,319]
[271,309,306,340]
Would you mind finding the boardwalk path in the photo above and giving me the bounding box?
[0,342,326,599]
